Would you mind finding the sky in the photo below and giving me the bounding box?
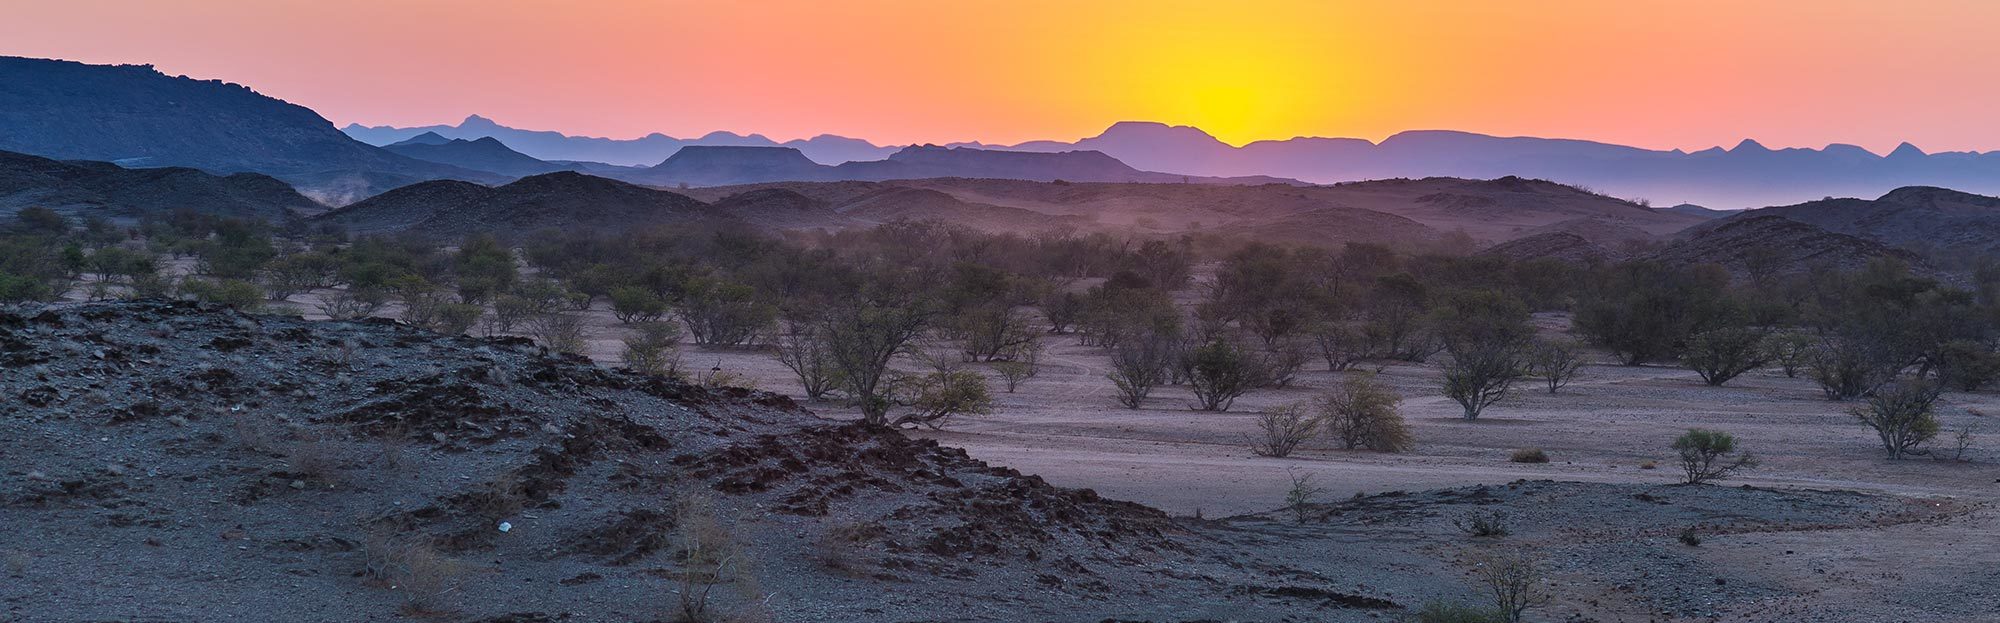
[3,0,1997,153]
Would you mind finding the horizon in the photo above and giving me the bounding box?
[6,1,2000,154]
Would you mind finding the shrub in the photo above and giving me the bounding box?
[1682,326,1770,386]
[364,533,467,615]
[1443,340,1525,419]
[609,286,667,324]
[772,323,839,400]
[1250,402,1319,458]
[1182,338,1266,412]
[1671,429,1756,484]
[1854,379,1943,459]
[886,369,993,429]
[1107,333,1174,409]
[1678,526,1703,547]
[1936,340,2000,392]
[1453,510,1510,537]
[1311,322,1368,371]
[992,358,1038,393]
[1283,470,1324,524]
[1525,339,1583,394]
[1762,332,1814,378]
[1318,375,1413,452]
[317,288,387,321]
[430,302,483,336]
[1508,448,1548,463]
[527,311,589,354]
[621,321,683,378]
[1807,336,1903,401]
[1475,552,1551,623]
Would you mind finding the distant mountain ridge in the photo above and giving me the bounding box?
[0,56,500,204]
[611,144,1294,187]
[959,122,2000,209]
[346,117,2000,209]
[343,115,899,166]
[1699,186,2000,258]
[381,132,566,177]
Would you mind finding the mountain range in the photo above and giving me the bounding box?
[343,115,899,166]
[0,57,501,204]
[347,116,2000,209]
[0,149,322,221]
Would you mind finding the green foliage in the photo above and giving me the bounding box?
[888,368,993,429]
[1181,338,1265,412]
[182,278,263,310]
[1683,326,1770,386]
[1410,601,1504,623]
[1318,374,1412,452]
[1672,429,1756,484]
[1854,379,1943,459]
[608,285,667,323]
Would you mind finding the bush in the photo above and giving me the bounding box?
[1807,336,1903,400]
[1453,510,1510,537]
[1250,402,1319,458]
[887,369,993,429]
[1682,326,1770,386]
[1107,333,1174,409]
[608,286,667,324]
[1762,332,1814,378]
[1283,470,1323,524]
[1318,375,1413,452]
[1442,340,1525,419]
[1508,448,1548,463]
[1525,339,1583,394]
[1936,340,2000,391]
[1475,552,1551,623]
[527,311,588,354]
[621,321,683,378]
[1671,429,1755,484]
[1678,526,1703,547]
[317,288,387,321]
[772,323,840,400]
[1854,379,1943,459]
[1182,338,1266,411]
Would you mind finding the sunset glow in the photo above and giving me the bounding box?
[5,0,1998,152]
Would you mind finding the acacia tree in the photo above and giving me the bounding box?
[1854,379,1943,459]
[1683,326,1770,386]
[820,291,932,425]
[886,369,993,429]
[1672,429,1756,484]
[1250,402,1318,458]
[1182,338,1266,412]
[1525,338,1583,394]
[1433,290,1532,419]
[772,321,841,400]
[1107,332,1174,409]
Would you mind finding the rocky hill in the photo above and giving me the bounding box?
[0,57,499,202]
[345,114,901,166]
[1712,186,2000,259]
[381,133,565,178]
[0,150,325,221]
[1647,215,1940,280]
[0,300,1458,622]
[315,172,720,239]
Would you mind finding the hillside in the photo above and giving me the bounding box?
[1711,186,2000,258]
[0,150,324,220]
[1477,231,1625,264]
[1647,215,1940,279]
[315,172,719,239]
[0,57,499,201]
[381,133,565,178]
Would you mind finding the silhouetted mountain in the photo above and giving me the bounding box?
[1649,215,1942,280]
[639,146,829,187]
[343,115,900,166]
[697,181,1091,234]
[613,144,1293,187]
[957,121,2000,209]
[0,150,323,221]
[0,56,500,203]
[314,171,719,240]
[382,135,565,177]
[1704,186,2000,258]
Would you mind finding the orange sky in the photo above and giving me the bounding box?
[4,0,1997,153]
